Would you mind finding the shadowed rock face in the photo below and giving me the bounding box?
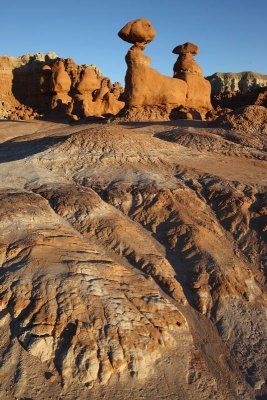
[0,53,125,120]
[0,116,266,399]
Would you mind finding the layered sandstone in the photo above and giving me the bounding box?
[207,71,267,95]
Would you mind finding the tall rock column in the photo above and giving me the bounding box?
[173,42,212,111]
[50,60,72,113]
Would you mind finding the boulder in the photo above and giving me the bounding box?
[118,18,156,44]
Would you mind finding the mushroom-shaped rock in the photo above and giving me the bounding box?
[118,18,156,44]
[173,42,202,75]
[118,19,187,108]
[173,42,199,55]
[173,42,212,111]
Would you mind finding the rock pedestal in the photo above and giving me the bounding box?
[118,19,187,108]
[173,42,212,111]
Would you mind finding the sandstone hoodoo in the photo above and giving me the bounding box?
[118,19,212,120]
[173,42,212,111]
[0,12,267,400]
[118,19,187,108]
[50,60,72,113]
[0,53,125,121]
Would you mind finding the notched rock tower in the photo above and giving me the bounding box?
[118,18,212,120]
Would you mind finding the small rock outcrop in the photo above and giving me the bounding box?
[216,105,267,134]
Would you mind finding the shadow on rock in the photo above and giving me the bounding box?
[0,135,66,163]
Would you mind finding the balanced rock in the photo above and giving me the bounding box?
[173,42,212,111]
[119,19,187,108]
[118,18,156,44]
[173,42,199,55]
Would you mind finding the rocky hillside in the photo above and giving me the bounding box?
[0,52,124,121]
[0,107,266,399]
[206,71,267,95]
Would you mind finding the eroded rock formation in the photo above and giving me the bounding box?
[118,19,187,108]
[118,19,212,120]
[207,71,267,95]
[0,118,265,399]
[0,53,125,120]
[173,42,212,111]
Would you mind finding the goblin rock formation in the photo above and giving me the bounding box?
[173,42,212,110]
[118,19,212,120]
[118,19,187,108]
[0,53,124,120]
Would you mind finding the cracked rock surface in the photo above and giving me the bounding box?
[0,119,266,399]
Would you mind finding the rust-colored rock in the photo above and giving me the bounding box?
[0,53,125,120]
[173,42,199,56]
[118,18,156,44]
[118,20,212,120]
[119,19,187,109]
[173,42,212,111]
[50,60,72,111]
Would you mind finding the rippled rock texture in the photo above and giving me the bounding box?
[0,118,266,399]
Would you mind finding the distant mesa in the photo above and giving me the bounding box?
[206,71,267,95]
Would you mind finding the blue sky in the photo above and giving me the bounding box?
[1,0,266,84]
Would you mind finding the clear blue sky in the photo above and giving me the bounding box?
[1,0,266,84]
